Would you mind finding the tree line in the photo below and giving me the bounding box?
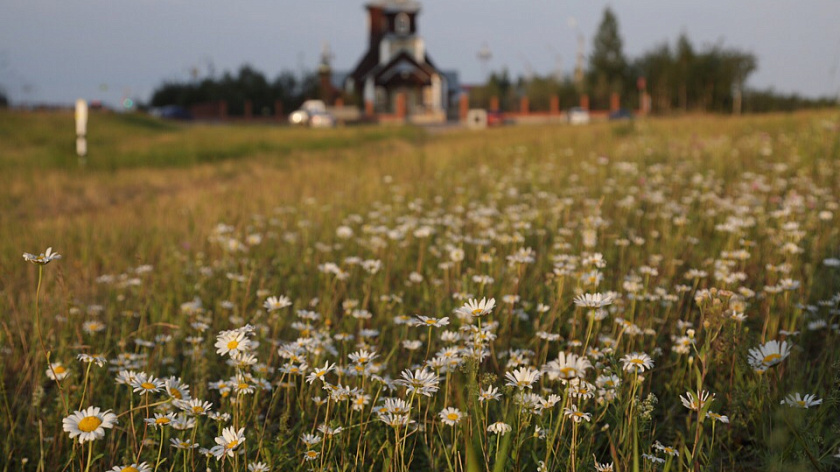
[149,65,321,116]
[470,7,836,114]
[148,7,836,116]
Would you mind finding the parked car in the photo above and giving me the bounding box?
[289,100,335,128]
[150,105,192,120]
[486,110,505,127]
[609,109,633,121]
[567,107,590,125]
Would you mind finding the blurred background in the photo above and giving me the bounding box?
[1,0,838,117]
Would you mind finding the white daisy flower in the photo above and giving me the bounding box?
[563,404,591,423]
[131,373,165,395]
[410,315,450,328]
[456,297,496,318]
[573,292,614,308]
[620,352,654,373]
[305,361,336,384]
[487,422,512,435]
[62,406,118,443]
[108,463,151,472]
[504,367,541,389]
[781,392,822,409]
[215,330,253,357]
[439,407,463,426]
[264,296,292,312]
[747,340,791,370]
[210,426,245,460]
[46,362,70,381]
[680,390,714,411]
[23,247,61,265]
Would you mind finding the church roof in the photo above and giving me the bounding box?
[366,0,421,13]
[374,51,437,84]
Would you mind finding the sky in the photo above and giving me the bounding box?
[1,0,839,107]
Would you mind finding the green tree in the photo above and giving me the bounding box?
[634,43,673,112]
[0,86,9,108]
[469,69,513,111]
[675,33,694,111]
[588,7,628,108]
[149,64,319,116]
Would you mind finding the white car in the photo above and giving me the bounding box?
[567,107,590,125]
[289,100,335,128]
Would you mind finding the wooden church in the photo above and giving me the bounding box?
[344,0,453,123]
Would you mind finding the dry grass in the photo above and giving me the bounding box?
[2,109,840,471]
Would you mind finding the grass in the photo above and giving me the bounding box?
[1,109,840,472]
[0,110,422,171]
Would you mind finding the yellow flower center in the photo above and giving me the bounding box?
[238,383,249,390]
[630,359,644,365]
[141,382,156,390]
[472,309,483,315]
[446,413,459,421]
[192,406,204,414]
[306,451,318,458]
[425,319,436,325]
[123,467,139,472]
[227,340,239,350]
[559,367,575,376]
[53,366,66,374]
[78,416,102,432]
[763,353,781,364]
[155,417,170,424]
[227,439,239,449]
[170,389,182,399]
[796,400,806,407]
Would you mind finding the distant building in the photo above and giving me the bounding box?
[343,0,457,122]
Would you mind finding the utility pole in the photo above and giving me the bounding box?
[574,34,585,91]
[477,42,492,80]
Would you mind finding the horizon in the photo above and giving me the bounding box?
[2,0,839,108]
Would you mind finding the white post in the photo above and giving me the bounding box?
[75,99,88,162]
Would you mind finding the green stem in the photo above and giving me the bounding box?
[78,362,94,410]
[82,441,93,472]
[153,427,165,472]
[35,265,69,414]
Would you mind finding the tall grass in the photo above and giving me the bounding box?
[1,110,839,471]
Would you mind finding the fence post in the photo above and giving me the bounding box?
[610,93,620,112]
[244,100,253,121]
[459,94,469,122]
[550,96,559,115]
[396,92,407,120]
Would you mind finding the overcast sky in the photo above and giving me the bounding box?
[2,0,839,107]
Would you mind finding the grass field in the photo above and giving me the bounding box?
[2,109,840,472]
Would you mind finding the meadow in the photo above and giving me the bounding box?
[1,109,840,472]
